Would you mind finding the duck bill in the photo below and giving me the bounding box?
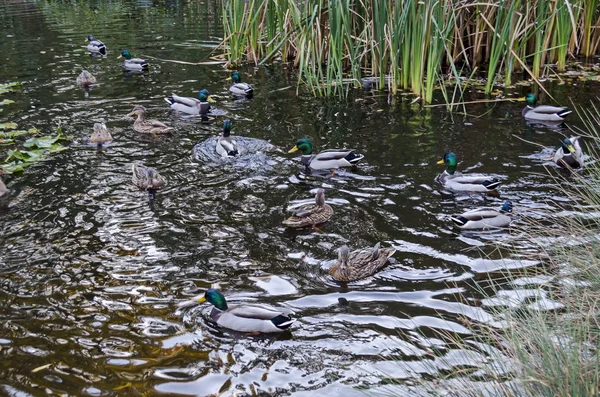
[197,296,207,303]
[126,111,136,117]
[436,159,444,164]
[117,55,123,59]
[207,96,216,103]
[567,144,575,153]
[288,146,299,153]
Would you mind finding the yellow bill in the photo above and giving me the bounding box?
[117,55,122,59]
[207,96,216,103]
[288,146,299,153]
[197,296,206,303]
[436,159,445,164]
[567,144,575,153]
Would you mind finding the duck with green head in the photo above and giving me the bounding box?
[195,288,296,333]
[288,138,364,171]
[450,200,513,230]
[522,93,571,122]
[553,136,583,169]
[282,188,333,228]
[437,153,501,192]
[229,72,254,97]
[118,49,148,71]
[216,119,238,157]
[328,242,396,282]
[165,89,214,116]
[86,34,106,56]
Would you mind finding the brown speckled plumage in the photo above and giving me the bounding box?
[329,243,395,282]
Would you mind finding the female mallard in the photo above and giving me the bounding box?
[450,201,513,230]
[553,136,583,169]
[229,72,254,97]
[282,188,333,228]
[522,93,572,122]
[126,105,174,134]
[216,119,238,157]
[118,50,148,71]
[328,243,396,282]
[131,164,165,190]
[437,153,501,192]
[196,288,295,333]
[164,89,212,116]
[76,70,96,88]
[89,123,112,148]
[86,34,107,56]
[288,138,364,171]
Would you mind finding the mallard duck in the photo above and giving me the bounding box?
[126,105,174,134]
[86,34,107,56]
[229,72,254,97]
[436,153,501,192]
[89,123,112,148]
[216,119,238,157]
[328,243,396,282]
[118,50,148,71]
[288,138,364,171]
[131,164,165,190]
[282,188,333,228]
[450,201,513,230]
[196,288,296,333]
[164,89,212,116]
[553,136,583,169]
[522,93,572,122]
[76,70,96,88]
[0,179,8,198]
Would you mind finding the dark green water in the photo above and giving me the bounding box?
[0,0,598,395]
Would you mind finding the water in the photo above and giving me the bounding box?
[0,0,598,395]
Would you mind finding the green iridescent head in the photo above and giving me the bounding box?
[198,89,210,102]
[561,138,575,153]
[525,93,538,106]
[288,138,313,155]
[198,288,228,310]
[222,119,232,137]
[437,152,457,174]
[120,49,132,60]
[231,72,241,83]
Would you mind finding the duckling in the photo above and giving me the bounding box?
[86,34,107,56]
[89,123,112,148]
[522,93,572,122]
[216,119,238,158]
[131,164,165,190]
[282,188,333,228]
[229,72,254,97]
[328,243,396,282]
[118,50,148,71]
[288,138,364,171]
[450,201,513,230]
[76,70,96,89]
[164,89,212,116]
[126,105,174,134]
[553,136,583,169]
[436,153,501,192]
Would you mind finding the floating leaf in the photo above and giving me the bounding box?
[0,82,20,95]
[0,122,17,131]
[0,99,15,106]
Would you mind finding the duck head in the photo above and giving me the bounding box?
[222,119,232,137]
[86,34,97,42]
[561,138,575,153]
[126,105,146,118]
[501,201,513,213]
[118,49,132,60]
[197,288,228,310]
[437,152,457,175]
[338,245,350,268]
[198,89,214,103]
[525,93,538,107]
[231,72,242,84]
[288,138,313,155]
[315,188,326,206]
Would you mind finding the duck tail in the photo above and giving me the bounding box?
[558,109,572,119]
[141,62,149,70]
[99,45,107,56]
[450,216,469,227]
[228,149,239,157]
[271,315,296,329]
[164,96,175,105]
[345,152,365,165]
[483,178,501,190]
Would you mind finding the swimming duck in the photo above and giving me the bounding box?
[282,188,333,228]
[229,72,254,97]
[195,288,296,333]
[450,201,513,230]
[164,89,212,116]
[86,35,107,56]
[0,179,8,198]
[328,243,396,282]
[89,123,112,148]
[436,153,501,192]
[288,138,364,171]
[76,70,96,88]
[118,50,148,71]
[553,136,583,169]
[522,93,572,122]
[216,119,238,158]
[131,164,165,190]
[126,105,174,134]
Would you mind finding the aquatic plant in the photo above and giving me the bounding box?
[2,128,70,173]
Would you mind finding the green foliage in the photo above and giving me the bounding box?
[1,129,70,174]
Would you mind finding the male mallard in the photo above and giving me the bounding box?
[216,119,238,157]
[164,89,212,116]
[229,72,254,97]
[131,164,165,190]
[522,93,572,122]
[288,138,364,171]
[450,200,513,230]
[86,34,107,56]
[89,123,112,148]
[76,70,96,88]
[118,50,148,71]
[196,288,296,333]
[282,188,333,228]
[436,153,501,192]
[126,105,174,134]
[553,136,583,169]
[328,243,396,282]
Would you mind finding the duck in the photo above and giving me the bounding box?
[450,201,513,230]
[76,70,96,88]
[522,93,572,122]
[164,89,212,116]
[282,188,333,228]
[195,288,296,333]
[553,136,583,169]
[126,105,174,134]
[436,153,501,192]
[131,164,165,190]
[288,138,364,171]
[86,34,107,56]
[229,72,254,97]
[118,50,148,71]
[0,179,8,198]
[89,123,112,148]
[328,243,396,282]
[216,119,238,157]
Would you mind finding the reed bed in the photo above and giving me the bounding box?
[221,0,600,101]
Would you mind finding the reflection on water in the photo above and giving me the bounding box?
[0,0,598,395]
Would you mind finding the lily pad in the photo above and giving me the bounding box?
[0,99,15,106]
[0,82,20,95]
[0,122,17,131]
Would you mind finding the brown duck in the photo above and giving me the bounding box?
[282,188,333,228]
[329,243,396,282]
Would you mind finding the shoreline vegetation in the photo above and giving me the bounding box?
[220,0,600,102]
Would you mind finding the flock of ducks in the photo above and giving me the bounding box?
[75,35,583,334]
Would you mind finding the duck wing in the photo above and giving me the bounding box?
[170,94,201,107]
